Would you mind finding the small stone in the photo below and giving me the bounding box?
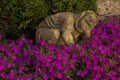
[95,0,120,16]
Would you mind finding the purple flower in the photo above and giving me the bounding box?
[57,63,63,70]
[99,57,105,62]
[79,50,84,57]
[63,60,68,65]
[70,64,75,69]
[86,61,92,69]
[72,54,77,59]
[39,40,47,46]
[21,37,27,42]
[6,51,11,56]
[7,64,13,68]
[0,72,6,78]
[7,71,16,79]
[111,71,116,76]
[43,74,48,80]
[63,46,71,52]
[77,70,87,77]
[95,74,101,79]
[57,55,62,60]
[33,73,38,78]
[93,65,98,71]
[48,45,55,52]
[47,54,53,62]
[11,46,20,54]
[0,65,4,71]
[12,56,17,61]
[24,51,29,57]
[57,73,63,79]
[29,40,33,44]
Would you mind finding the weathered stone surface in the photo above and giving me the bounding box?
[35,10,98,46]
[96,0,120,16]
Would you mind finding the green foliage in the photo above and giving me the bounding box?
[46,0,97,14]
[0,0,48,39]
[0,0,97,40]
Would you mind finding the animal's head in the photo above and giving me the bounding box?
[75,10,98,33]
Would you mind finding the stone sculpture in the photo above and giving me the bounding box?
[35,10,98,46]
[96,0,120,16]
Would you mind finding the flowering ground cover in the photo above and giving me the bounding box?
[0,15,120,80]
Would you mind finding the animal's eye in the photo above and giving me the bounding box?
[78,24,81,28]
[89,19,92,22]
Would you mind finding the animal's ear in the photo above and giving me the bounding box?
[75,11,88,33]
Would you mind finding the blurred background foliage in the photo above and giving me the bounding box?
[0,0,97,41]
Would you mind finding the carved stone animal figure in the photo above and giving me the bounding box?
[35,10,98,46]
